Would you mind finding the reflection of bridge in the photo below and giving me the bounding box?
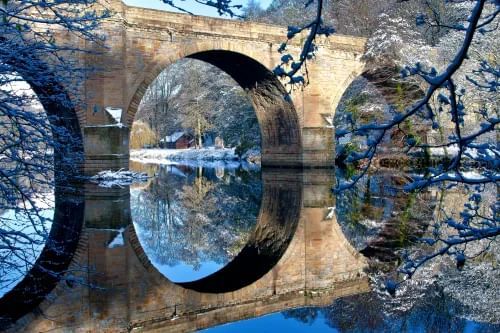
[33,0,366,173]
[6,170,369,332]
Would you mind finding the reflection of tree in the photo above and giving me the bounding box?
[282,307,318,325]
[0,207,53,297]
[177,173,216,225]
[131,164,262,271]
[334,169,499,326]
[283,286,500,332]
[336,170,435,263]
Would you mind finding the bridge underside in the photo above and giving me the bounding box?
[189,51,302,168]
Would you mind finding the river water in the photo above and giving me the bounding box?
[0,160,498,332]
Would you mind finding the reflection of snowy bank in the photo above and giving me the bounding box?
[130,148,261,171]
[90,169,149,188]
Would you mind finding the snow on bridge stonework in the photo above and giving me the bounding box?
[52,0,367,173]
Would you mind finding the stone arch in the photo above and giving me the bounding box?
[126,171,303,293]
[332,64,424,141]
[126,41,303,167]
[0,57,85,330]
[333,66,425,117]
[8,59,84,178]
[328,70,364,119]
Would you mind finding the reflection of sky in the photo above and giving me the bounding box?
[123,0,272,17]
[133,221,224,282]
[202,312,338,333]
[151,259,222,282]
[202,309,492,333]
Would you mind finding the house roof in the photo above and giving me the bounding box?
[161,131,185,143]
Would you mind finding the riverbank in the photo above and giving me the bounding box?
[130,147,261,165]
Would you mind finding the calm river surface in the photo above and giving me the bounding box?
[0,160,498,332]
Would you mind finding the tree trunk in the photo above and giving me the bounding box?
[197,115,202,149]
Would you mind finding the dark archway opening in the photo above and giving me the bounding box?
[129,50,302,167]
[128,50,304,293]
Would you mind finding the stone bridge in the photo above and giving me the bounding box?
[4,169,369,332]
[66,0,367,173]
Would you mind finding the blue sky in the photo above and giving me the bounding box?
[123,0,273,18]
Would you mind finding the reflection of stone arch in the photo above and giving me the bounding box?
[126,42,302,167]
[127,170,302,293]
[0,189,85,330]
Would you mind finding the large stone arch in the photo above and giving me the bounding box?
[125,41,302,167]
[80,2,367,172]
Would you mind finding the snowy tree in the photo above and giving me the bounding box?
[246,0,499,286]
[137,66,184,143]
[0,0,108,297]
[242,0,264,20]
[134,58,258,149]
[175,65,216,148]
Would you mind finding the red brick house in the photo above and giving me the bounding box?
[160,131,194,149]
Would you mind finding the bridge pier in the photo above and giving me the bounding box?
[83,182,131,229]
[83,125,130,175]
[301,127,335,168]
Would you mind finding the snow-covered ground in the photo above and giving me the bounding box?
[130,148,262,170]
[131,147,239,162]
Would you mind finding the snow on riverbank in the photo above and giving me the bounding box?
[428,146,498,158]
[131,148,239,162]
[130,148,262,170]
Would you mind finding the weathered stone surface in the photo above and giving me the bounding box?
[54,0,367,171]
[83,125,130,174]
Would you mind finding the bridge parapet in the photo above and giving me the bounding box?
[121,3,366,52]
